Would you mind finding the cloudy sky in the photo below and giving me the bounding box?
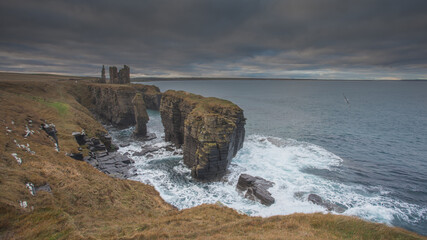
[1,0,427,79]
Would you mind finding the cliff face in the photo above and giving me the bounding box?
[132,93,149,136]
[71,83,161,129]
[160,90,245,180]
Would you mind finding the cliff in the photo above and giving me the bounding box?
[70,83,161,129]
[0,72,424,240]
[160,90,245,180]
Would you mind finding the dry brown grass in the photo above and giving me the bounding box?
[0,72,425,239]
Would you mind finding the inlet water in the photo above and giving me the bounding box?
[112,80,426,235]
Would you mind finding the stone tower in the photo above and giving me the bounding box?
[118,65,130,84]
[100,65,106,83]
[109,66,118,84]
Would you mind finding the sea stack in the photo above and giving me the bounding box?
[132,93,149,137]
[160,90,245,180]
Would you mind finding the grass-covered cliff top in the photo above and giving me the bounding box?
[0,72,425,239]
[163,90,243,116]
[89,82,161,95]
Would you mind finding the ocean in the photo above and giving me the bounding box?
[111,80,427,235]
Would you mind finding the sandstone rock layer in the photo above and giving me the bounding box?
[132,93,149,136]
[160,90,245,180]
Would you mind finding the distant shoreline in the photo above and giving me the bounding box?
[132,77,427,82]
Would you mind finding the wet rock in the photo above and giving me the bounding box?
[132,93,149,137]
[236,174,275,206]
[160,90,246,180]
[69,153,83,161]
[140,133,156,141]
[132,146,160,156]
[308,193,347,213]
[85,152,135,179]
[119,143,130,148]
[165,146,174,152]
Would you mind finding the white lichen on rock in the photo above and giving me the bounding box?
[24,125,34,138]
[26,182,35,196]
[19,200,27,208]
[11,153,22,165]
[14,139,35,154]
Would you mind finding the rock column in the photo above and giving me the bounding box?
[132,93,149,137]
[160,90,246,180]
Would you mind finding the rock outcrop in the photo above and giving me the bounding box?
[308,193,347,213]
[132,93,149,137]
[80,84,161,128]
[71,131,134,179]
[160,90,245,180]
[236,174,275,206]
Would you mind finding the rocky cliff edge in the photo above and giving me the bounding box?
[160,90,245,180]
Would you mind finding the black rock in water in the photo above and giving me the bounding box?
[308,193,347,213]
[237,174,275,206]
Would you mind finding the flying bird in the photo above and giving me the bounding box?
[343,94,350,105]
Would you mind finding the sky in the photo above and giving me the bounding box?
[1,0,427,80]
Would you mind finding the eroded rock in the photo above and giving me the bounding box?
[308,193,347,213]
[132,93,149,137]
[236,174,275,206]
[160,90,245,180]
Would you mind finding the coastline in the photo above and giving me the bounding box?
[0,72,425,239]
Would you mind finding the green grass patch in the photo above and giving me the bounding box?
[32,97,69,116]
[46,101,69,116]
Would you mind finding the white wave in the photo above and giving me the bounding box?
[108,114,426,230]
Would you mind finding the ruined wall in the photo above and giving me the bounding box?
[100,65,106,83]
[118,65,130,84]
[109,66,118,84]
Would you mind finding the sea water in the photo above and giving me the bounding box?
[111,80,426,235]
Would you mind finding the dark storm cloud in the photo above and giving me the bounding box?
[1,0,427,79]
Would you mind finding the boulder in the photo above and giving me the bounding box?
[72,132,86,145]
[236,174,275,206]
[160,90,245,180]
[132,93,149,137]
[41,122,59,151]
[69,153,83,161]
[132,146,160,156]
[308,193,347,213]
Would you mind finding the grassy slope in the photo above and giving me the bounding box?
[0,72,425,240]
